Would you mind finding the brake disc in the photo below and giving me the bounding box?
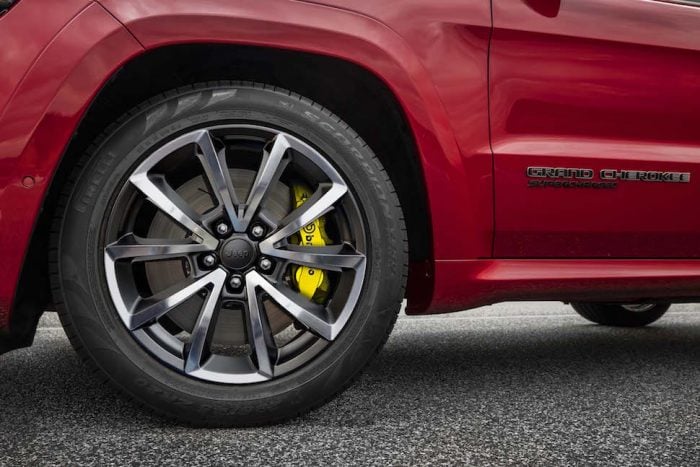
[144,169,293,346]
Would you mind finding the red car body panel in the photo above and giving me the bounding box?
[1,0,700,335]
[491,0,700,258]
[0,0,142,328]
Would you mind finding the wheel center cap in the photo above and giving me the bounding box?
[220,237,256,270]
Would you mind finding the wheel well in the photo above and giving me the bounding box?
[18,44,432,324]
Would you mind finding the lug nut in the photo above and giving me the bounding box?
[229,274,244,290]
[201,254,217,268]
[216,223,230,236]
[251,225,265,238]
[259,257,273,272]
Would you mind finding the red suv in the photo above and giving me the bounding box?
[1,0,698,426]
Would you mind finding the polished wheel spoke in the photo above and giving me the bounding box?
[127,269,227,331]
[260,182,347,250]
[622,304,656,312]
[184,269,227,373]
[194,130,244,232]
[245,283,279,377]
[241,134,291,230]
[130,172,218,250]
[105,233,211,262]
[246,271,336,340]
[265,243,365,272]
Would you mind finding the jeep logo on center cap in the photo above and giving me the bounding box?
[220,238,256,270]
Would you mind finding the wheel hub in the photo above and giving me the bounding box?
[219,237,257,270]
[143,169,290,347]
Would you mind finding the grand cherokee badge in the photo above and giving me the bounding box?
[526,167,690,188]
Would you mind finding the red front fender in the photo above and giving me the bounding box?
[1,0,470,331]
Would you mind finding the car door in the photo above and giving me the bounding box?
[491,0,700,258]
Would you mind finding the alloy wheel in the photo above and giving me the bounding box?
[103,125,367,384]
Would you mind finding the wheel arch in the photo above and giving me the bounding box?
[15,42,437,345]
[9,1,473,349]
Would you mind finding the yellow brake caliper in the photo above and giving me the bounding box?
[290,183,331,303]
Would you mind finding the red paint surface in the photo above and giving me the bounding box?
[428,259,700,314]
[3,0,700,327]
[491,0,700,258]
[0,1,142,327]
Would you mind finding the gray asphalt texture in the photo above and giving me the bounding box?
[1,302,699,466]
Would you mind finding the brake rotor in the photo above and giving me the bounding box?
[144,169,293,346]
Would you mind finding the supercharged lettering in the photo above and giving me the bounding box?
[528,180,617,189]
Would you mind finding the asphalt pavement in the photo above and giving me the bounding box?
[1,302,699,466]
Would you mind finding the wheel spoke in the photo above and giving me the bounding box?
[240,134,291,230]
[194,130,244,232]
[127,269,227,331]
[129,173,218,250]
[184,269,227,374]
[265,243,365,272]
[259,182,347,250]
[246,271,336,340]
[105,233,211,262]
[245,283,279,377]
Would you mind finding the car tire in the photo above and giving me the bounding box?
[570,303,670,327]
[50,82,407,426]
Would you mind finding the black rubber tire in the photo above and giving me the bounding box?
[570,303,670,327]
[50,82,407,427]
